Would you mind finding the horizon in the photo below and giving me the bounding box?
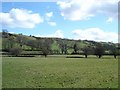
[1,31,118,44]
[0,0,118,43]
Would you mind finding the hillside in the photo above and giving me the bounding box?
[0,31,119,56]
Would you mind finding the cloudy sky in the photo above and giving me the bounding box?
[0,0,119,43]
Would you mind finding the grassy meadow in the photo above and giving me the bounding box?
[2,55,118,88]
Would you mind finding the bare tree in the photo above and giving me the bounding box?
[9,46,22,56]
[110,45,118,58]
[94,44,105,58]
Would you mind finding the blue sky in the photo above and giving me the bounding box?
[0,0,118,43]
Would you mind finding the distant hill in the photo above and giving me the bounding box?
[0,31,119,55]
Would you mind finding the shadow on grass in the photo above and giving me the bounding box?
[2,55,35,57]
[66,56,84,58]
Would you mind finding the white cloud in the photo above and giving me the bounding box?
[0,8,43,28]
[45,12,57,26]
[46,12,53,18]
[48,21,56,26]
[106,17,113,23]
[54,30,63,38]
[72,28,118,43]
[45,12,53,21]
[35,30,64,38]
[57,0,118,21]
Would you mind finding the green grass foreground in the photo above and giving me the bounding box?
[2,55,118,88]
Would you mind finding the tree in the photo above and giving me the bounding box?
[82,47,89,58]
[2,38,9,51]
[16,35,28,47]
[73,43,79,54]
[8,36,16,48]
[9,46,22,56]
[59,43,68,54]
[82,46,94,58]
[61,44,64,54]
[27,39,37,50]
[94,44,105,58]
[2,35,16,51]
[41,47,49,57]
[110,45,118,58]
[2,29,9,38]
[64,44,68,54]
[51,41,60,54]
[36,39,51,57]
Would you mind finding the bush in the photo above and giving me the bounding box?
[9,46,22,56]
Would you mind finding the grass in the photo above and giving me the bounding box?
[2,55,118,88]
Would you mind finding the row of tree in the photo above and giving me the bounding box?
[1,30,119,58]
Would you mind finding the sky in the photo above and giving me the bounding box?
[0,0,119,43]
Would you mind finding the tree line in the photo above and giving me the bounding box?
[1,30,119,58]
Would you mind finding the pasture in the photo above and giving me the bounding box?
[2,55,118,88]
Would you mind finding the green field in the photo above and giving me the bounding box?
[2,55,118,88]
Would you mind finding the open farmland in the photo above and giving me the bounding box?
[2,55,118,88]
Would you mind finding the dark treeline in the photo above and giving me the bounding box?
[1,30,120,58]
